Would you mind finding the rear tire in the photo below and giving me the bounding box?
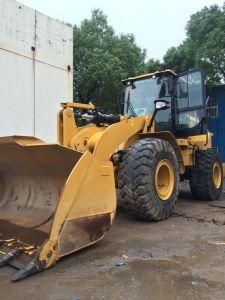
[189,150,223,200]
[118,138,179,221]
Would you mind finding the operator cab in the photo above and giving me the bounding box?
[122,69,206,136]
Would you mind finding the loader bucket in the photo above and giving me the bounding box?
[0,136,116,281]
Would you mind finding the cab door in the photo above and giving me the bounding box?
[176,69,206,137]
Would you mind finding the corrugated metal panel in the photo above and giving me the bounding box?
[207,86,225,162]
[0,0,73,142]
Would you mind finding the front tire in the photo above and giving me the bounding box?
[118,138,179,221]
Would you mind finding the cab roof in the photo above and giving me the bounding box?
[122,69,177,84]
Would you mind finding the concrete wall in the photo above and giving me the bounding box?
[0,0,73,141]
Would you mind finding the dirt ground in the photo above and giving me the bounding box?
[1,183,225,300]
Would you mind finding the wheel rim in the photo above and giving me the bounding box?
[213,162,222,189]
[155,159,175,201]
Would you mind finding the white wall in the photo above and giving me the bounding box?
[0,0,73,142]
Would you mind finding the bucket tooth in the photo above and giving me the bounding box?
[0,249,23,267]
[11,258,43,282]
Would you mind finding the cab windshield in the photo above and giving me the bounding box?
[124,77,166,116]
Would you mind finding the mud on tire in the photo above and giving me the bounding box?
[117,138,179,221]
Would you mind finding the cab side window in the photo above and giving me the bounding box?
[177,70,204,130]
[188,72,203,106]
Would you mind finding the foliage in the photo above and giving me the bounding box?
[163,40,196,73]
[144,58,163,73]
[74,3,225,112]
[73,9,146,112]
[163,4,225,87]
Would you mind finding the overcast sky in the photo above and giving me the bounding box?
[19,0,224,60]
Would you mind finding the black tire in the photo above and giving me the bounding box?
[189,150,223,200]
[117,138,179,221]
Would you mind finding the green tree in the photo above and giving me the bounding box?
[163,3,225,87]
[186,4,225,87]
[73,9,146,112]
[163,40,196,73]
[144,58,163,73]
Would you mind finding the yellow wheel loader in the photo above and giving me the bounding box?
[0,69,224,281]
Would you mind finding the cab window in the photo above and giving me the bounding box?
[177,70,204,129]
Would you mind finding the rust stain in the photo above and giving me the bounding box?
[59,213,112,256]
[67,65,72,98]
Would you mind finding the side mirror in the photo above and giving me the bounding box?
[154,99,170,111]
[147,100,170,132]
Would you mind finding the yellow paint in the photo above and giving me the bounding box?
[177,133,213,167]
[0,100,219,275]
[122,69,176,83]
[38,110,148,267]
[87,131,104,153]
[57,107,78,147]
[188,132,212,149]
[213,162,222,188]
[155,159,175,201]
[181,148,193,166]
[61,102,95,110]
[70,125,104,152]
[177,139,189,146]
